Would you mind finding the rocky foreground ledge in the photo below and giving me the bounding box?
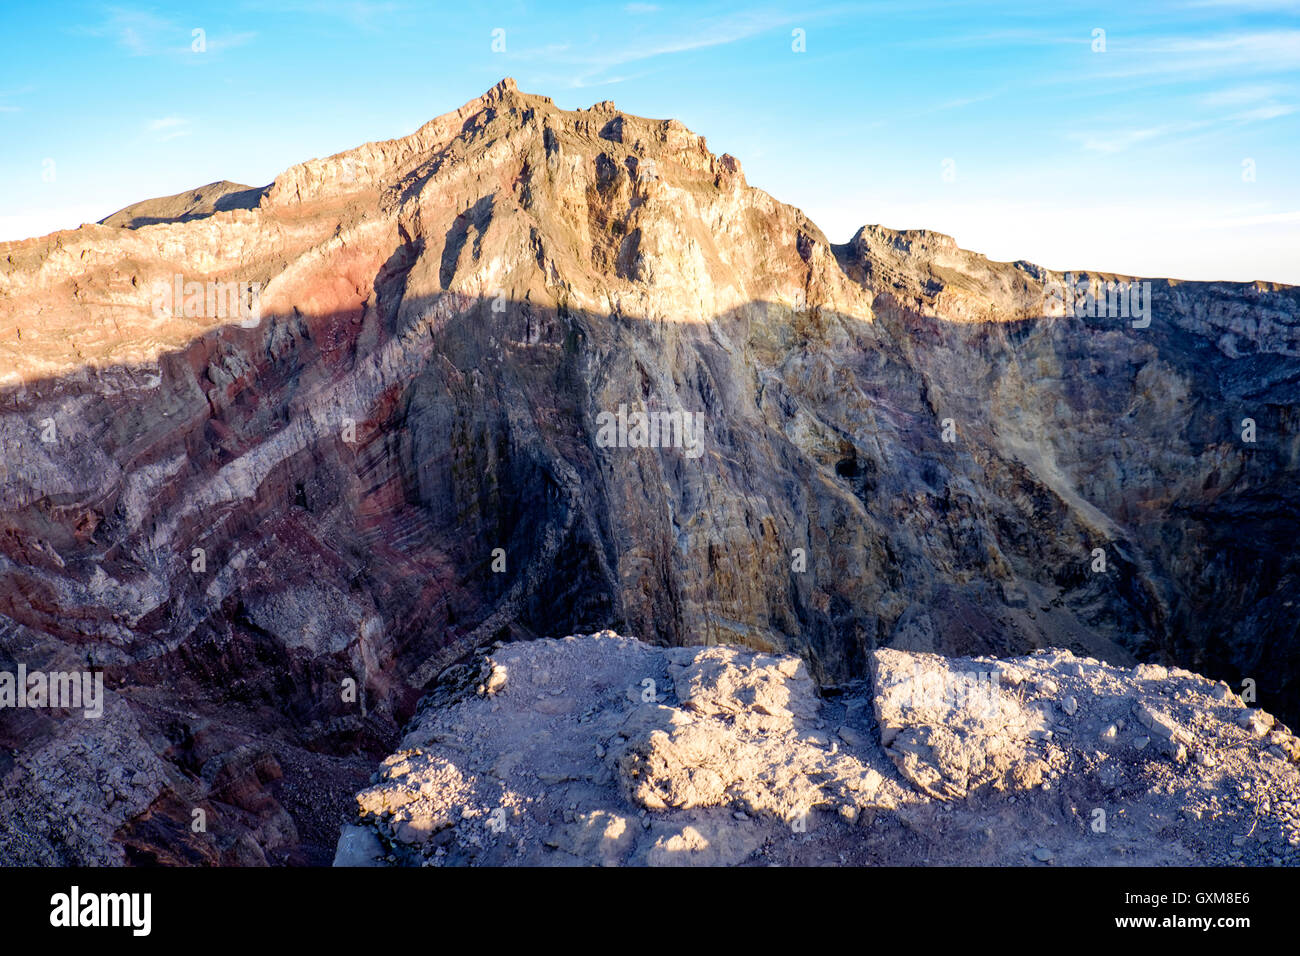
[335,633,1300,867]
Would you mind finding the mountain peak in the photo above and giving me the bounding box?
[260,76,562,209]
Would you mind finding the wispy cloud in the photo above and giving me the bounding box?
[102,7,173,55]
[929,90,1003,112]
[83,6,256,56]
[147,116,192,141]
[1232,102,1297,118]
[1068,89,1294,153]
[1094,30,1300,79]
[205,31,258,53]
[509,6,831,88]
[570,69,660,90]
[1070,122,1208,153]
[0,84,34,114]
[1200,83,1290,106]
[895,27,1081,51]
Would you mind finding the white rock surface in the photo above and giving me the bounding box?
[341,633,1300,867]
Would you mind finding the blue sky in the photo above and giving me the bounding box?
[2,0,1298,282]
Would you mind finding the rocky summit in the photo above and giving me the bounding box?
[0,79,1297,866]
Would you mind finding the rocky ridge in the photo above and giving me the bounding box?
[337,632,1300,866]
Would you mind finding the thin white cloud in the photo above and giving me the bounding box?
[895,28,1080,50]
[1200,84,1290,106]
[1070,121,1208,153]
[205,31,259,53]
[570,70,658,89]
[0,84,32,114]
[1067,93,1292,154]
[1233,103,1298,119]
[936,94,992,110]
[83,7,256,56]
[1095,30,1300,80]
[510,6,842,89]
[1142,30,1300,56]
[106,7,173,55]
[147,116,192,141]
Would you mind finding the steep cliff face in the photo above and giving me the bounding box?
[0,78,1296,864]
